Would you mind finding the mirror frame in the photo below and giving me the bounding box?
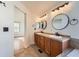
[33,20,47,30]
[70,19,78,25]
[52,13,70,30]
[41,20,47,29]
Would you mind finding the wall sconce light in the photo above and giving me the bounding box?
[65,2,69,5]
[40,14,47,18]
[40,2,69,18]
[0,1,6,7]
[52,2,69,12]
[52,9,55,12]
[56,7,60,10]
[59,4,65,8]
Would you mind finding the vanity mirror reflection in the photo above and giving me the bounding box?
[41,20,47,29]
[32,22,40,30]
[52,13,69,30]
[33,20,47,30]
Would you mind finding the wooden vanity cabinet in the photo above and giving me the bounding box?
[34,33,62,57]
[34,33,45,50]
[50,39,62,56]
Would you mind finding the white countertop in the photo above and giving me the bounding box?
[36,33,70,42]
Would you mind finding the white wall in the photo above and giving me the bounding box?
[36,2,79,39]
[0,2,14,57]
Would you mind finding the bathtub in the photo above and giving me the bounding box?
[14,37,26,51]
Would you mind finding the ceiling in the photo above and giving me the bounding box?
[22,1,66,17]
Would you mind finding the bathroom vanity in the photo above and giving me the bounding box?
[34,32,70,57]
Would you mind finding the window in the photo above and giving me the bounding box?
[14,22,20,33]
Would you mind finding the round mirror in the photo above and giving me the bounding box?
[32,22,40,30]
[32,21,47,30]
[70,19,78,25]
[52,13,69,30]
[41,20,47,29]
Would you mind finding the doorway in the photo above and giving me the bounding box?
[14,6,26,55]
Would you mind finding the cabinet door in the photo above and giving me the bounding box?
[45,37,51,55]
[39,36,45,50]
[50,39,62,56]
[34,34,39,46]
